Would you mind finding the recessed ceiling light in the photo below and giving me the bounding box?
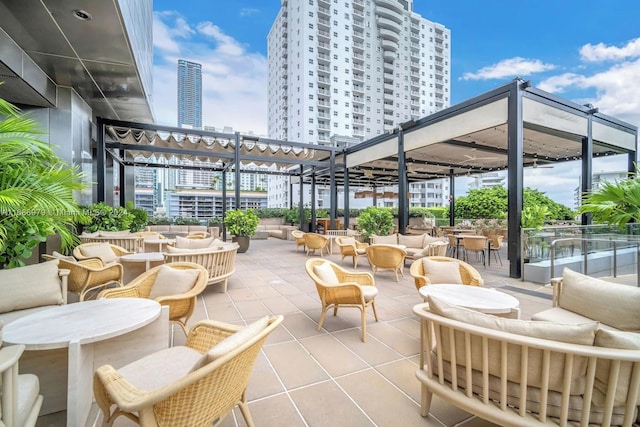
[72,9,92,21]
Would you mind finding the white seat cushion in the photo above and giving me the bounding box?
[175,236,214,249]
[360,286,378,302]
[117,346,203,392]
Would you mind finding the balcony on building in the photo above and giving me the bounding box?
[317,6,330,18]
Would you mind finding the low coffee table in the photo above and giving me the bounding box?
[419,284,520,317]
[3,298,169,427]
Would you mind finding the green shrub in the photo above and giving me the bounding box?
[125,201,148,232]
[357,207,394,238]
[80,203,134,232]
[173,217,202,225]
[224,209,259,236]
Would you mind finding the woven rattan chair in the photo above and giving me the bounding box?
[98,262,208,335]
[305,259,378,342]
[137,231,165,239]
[303,233,329,257]
[489,234,504,265]
[409,256,484,290]
[73,242,132,263]
[291,230,306,252]
[335,236,369,268]
[42,254,123,301]
[462,235,488,267]
[93,316,283,427]
[366,244,406,282]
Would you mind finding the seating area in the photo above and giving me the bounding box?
[3,237,640,426]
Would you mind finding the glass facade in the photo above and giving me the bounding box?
[177,60,203,129]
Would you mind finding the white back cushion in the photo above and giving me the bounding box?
[149,265,201,299]
[313,262,339,285]
[421,258,463,284]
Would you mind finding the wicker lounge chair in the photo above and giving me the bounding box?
[291,230,306,252]
[303,233,329,257]
[305,258,379,342]
[73,242,132,264]
[335,236,369,268]
[185,231,209,239]
[98,262,208,335]
[42,254,123,301]
[163,245,238,292]
[94,315,283,427]
[366,244,406,282]
[409,256,484,290]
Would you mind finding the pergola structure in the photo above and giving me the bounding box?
[96,79,638,278]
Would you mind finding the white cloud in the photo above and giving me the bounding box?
[580,37,640,62]
[152,12,268,135]
[461,57,555,81]
[539,58,640,126]
[240,8,260,17]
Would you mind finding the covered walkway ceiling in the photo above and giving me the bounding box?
[340,80,637,186]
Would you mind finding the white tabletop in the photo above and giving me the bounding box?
[143,238,175,244]
[120,252,165,262]
[419,284,519,314]
[3,299,162,350]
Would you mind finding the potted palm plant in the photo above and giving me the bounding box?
[0,94,86,268]
[224,208,259,253]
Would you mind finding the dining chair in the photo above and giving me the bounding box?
[366,244,406,282]
[462,236,487,267]
[335,236,369,268]
[489,234,504,265]
[304,259,378,342]
[291,230,306,252]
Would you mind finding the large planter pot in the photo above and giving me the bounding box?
[233,236,251,253]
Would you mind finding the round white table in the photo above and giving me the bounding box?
[120,251,165,283]
[3,299,168,426]
[419,284,520,316]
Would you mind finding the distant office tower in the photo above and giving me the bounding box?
[266,0,451,207]
[177,59,202,129]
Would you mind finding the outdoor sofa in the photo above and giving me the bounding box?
[371,233,446,261]
[415,268,640,426]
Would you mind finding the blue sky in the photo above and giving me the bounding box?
[152,0,640,206]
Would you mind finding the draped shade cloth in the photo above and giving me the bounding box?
[105,126,331,171]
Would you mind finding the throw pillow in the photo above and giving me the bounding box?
[165,246,217,254]
[561,268,640,330]
[398,233,425,248]
[593,329,640,406]
[341,237,356,246]
[149,265,201,299]
[51,251,75,261]
[313,262,339,285]
[190,316,270,372]
[0,261,63,312]
[421,258,463,284]
[79,243,117,264]
[175,236,214,249]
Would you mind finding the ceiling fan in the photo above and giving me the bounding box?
[460,154,499,164]
[532,159,554,169]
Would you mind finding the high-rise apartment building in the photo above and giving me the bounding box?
[177,59,203,129]
[266,0,451,207]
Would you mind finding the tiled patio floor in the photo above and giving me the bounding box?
[37,238,556,427]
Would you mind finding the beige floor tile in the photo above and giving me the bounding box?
[333,329,404,366]
[375,358,422,402]
[234,300,271,318]
[227,287,257,302]
[287,293,321,311]
[243,393,307,427]
[281,312,326,339]
[245,352,285,401]
[336,369,440,427]
[260,296,300,315]
[289,380,374,426]
[263,341,329,389]
[387,317,421,337]
[365,322,420,357]
[299,334,369,376]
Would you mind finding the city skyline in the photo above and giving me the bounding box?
[151,0,640,206]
